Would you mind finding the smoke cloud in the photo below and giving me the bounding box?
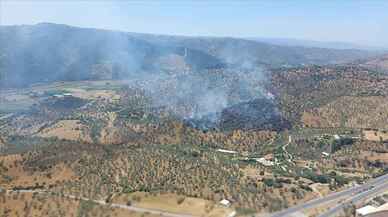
[0,23,272,124]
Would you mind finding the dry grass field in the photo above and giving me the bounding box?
[364,130,388,142]
[0,191,162,217]
[37,120,93,143]
[112,192,234,217]
[69,89,120,102]
[0,154,77,189]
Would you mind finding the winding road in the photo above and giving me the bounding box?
[282,135,293,162]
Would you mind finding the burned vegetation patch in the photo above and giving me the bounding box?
[219,98,290,131]
[39,96,87,111]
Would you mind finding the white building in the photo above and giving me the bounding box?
[254,157,275,166]
[219,199,231,207]
[356,205,377,216]
[216,149,238,154]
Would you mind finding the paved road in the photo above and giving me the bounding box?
[262,173,388,217]
[317,175,388,217]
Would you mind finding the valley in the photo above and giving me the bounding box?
[1,23,388,217]
[1,61,388,217]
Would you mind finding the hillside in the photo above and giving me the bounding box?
[0,23,380,88]
[248,37,387,50]
[0,23,223,88]
[270,65,388,128]
[360,54,388,73]
[130,32,378,67]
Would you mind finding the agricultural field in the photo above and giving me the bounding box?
[0,80,125,114]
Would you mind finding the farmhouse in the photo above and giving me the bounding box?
[219,199,231,207]
[254,157,275,166]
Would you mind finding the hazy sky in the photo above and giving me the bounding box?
[1,0,388,47]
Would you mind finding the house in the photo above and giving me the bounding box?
[219,199,231,207]
[254,157,275,166]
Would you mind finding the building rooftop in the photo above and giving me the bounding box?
[216,149,237,154]
[357,205,377,216]
[375,202,388,212]
[219,199,231,207]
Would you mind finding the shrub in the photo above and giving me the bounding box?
[177,196,185,205]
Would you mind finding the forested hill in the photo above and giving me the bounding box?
[0,23,380,87]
